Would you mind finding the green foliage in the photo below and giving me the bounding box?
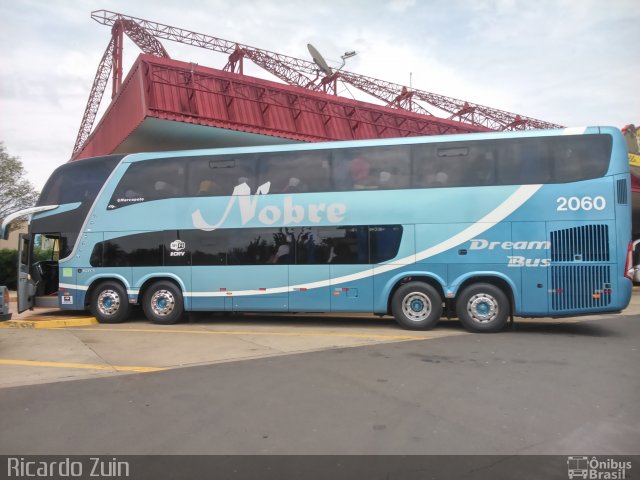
[0,249,18,290]
[0,247,50,290]
[33,245,53,262]
[0,142,39,228]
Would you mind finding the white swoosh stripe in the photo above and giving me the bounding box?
[186,184,542,297]
[59,283,138,296]
[59,283,87,291]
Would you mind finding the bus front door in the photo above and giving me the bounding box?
[17,233,36,313]
[17,233,61,312]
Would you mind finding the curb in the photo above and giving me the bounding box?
[0,317,99,329]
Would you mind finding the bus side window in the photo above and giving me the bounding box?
[188,156,257,197]
[411,144,439,188]
[460,144,496,187]
[370,225,403,263]
[227,229,277,265]
[323,227,365,264]
[296,227,363,264]
[148,159,185,201]
[187,229,228,266]
[109,157,185,207]
[258,151,331,194]
[497,140,551,185]
[370,146,410,190]
[332,146,410,191]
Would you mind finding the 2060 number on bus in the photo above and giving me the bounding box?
[556,196,606,212]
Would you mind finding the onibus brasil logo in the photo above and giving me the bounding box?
[567,456,632,479]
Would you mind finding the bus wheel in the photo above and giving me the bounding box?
[143,281,184,325]
[391,282,442,330]
[456,283,509,333]
[91,281,130,324]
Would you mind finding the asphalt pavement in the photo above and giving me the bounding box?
[1,312,638,455]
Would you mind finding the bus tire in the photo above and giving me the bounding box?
[90,281,130,324]
[456,283,509,333]
[142,281,184,325]
[391,282,442,330]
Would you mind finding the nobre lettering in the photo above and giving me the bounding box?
[192,182,347,231]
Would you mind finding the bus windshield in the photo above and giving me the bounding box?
[37,155,122,206]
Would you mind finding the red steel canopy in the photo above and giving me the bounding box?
[74,54,491,160]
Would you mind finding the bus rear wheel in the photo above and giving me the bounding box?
[143,281,184,325]
[456,283,509,333]
[391,282,442,330]
[90,281,130,324]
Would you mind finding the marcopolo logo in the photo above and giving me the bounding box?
[567,456,632,479]
[170,239,186,257]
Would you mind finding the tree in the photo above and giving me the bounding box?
[0,142,39,229]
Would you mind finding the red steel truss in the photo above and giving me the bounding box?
[73,18,170,155]
[74,10,563,157]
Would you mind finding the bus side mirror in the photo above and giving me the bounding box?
[1,205,60,240]
[1,218,12,240]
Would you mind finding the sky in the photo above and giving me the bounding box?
[1,0,639,190]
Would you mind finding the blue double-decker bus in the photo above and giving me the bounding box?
[2,127,633,332]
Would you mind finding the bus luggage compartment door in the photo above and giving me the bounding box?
[330,265,374,312]
[289,265,331,312]
[230,265,289,312]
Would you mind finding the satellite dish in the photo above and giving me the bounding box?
[307,43,333,76]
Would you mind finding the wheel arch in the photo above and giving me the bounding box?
[453,274,517,317]
[84,274,131,308]
[384,273,446,315]
[137,276,185,307]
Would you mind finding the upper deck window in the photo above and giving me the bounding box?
[104,134,612,210]
[187,155,257,197]
[108,157,186,209]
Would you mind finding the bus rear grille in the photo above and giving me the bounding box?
[550,225,609,262]
[617,179,628,204]
[551,265,611,311]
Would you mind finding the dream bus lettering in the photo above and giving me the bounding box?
[191,181,347,231]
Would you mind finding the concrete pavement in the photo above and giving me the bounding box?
[0,289,637,389]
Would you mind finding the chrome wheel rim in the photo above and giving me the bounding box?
[150,290,175,317]
[466,293,498,323]
[401,292,432,322]
[97,289,121,316]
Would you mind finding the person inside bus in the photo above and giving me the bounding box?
[154,180,181,198]
[328,242,353,264]
[268,244,291,264]
[421,158,449,187]
[197,179,220,196]
[427,170,449,187]
[349,156,377,190]
[378,168,406,189]
[379,171,393,189]
[282,177,307,193]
